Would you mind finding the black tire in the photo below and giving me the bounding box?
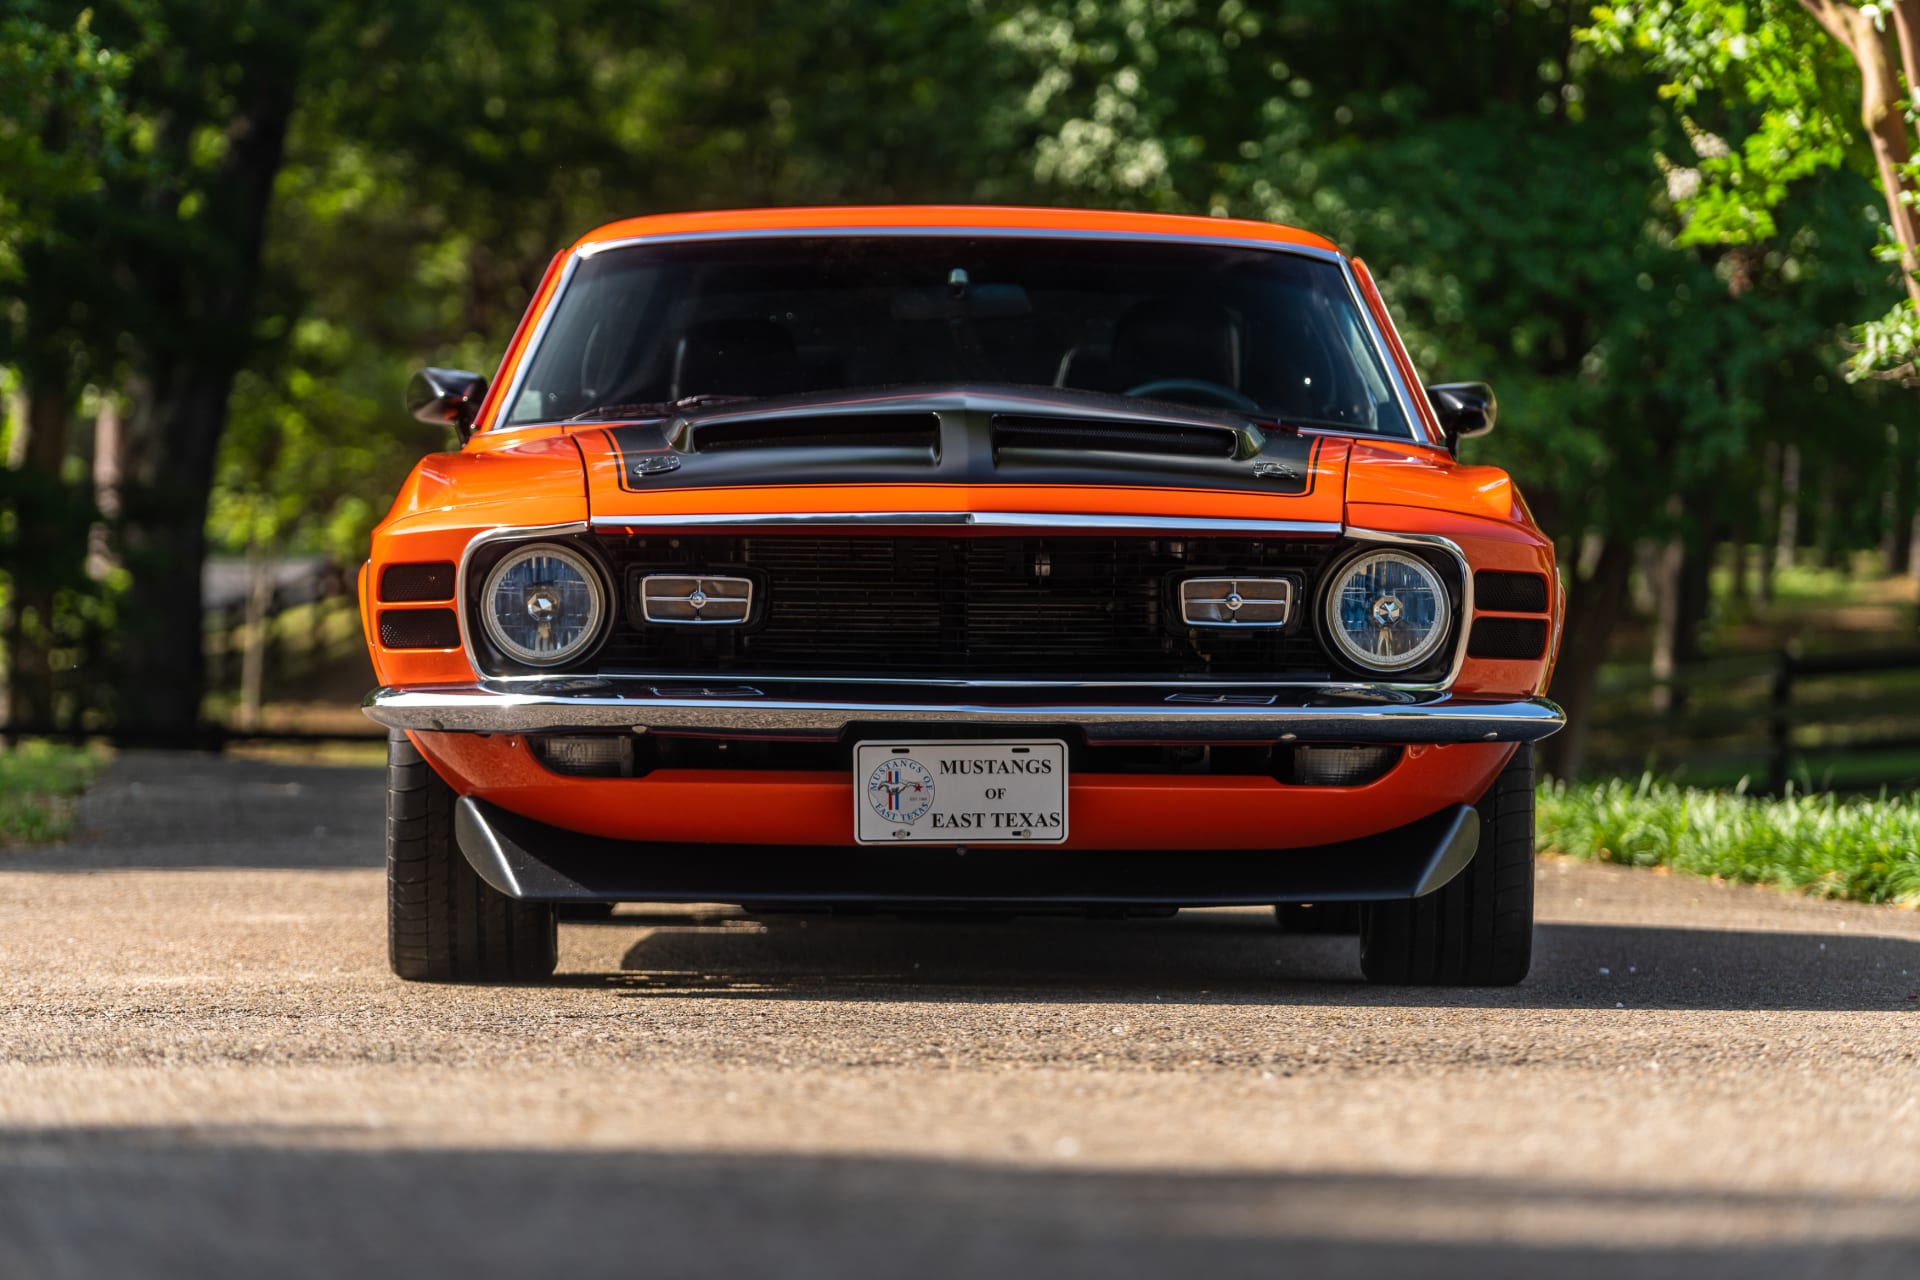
[1274,903,1361,934]
[387,730,557,982]
[1358,744,1535,986]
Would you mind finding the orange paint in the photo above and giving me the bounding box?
[411,731,1515,851]
[366,207,1563,846]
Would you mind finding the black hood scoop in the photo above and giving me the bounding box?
[593,385,1324,498]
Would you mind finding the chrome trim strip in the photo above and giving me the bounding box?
[1342,528,1474,690]
[364,684,1565,744]
[1179,577,1295,628]
[491,251,581,432]
[639,574,755,625]
[588,512,1346,536]
[1333,256,1440,448]
[490,226,1426,446]
[453,522,595,676]
[575,225,1349,263]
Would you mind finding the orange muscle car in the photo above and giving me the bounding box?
[362,206,1564,986]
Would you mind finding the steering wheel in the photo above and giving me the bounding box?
[1124,378,1260,412]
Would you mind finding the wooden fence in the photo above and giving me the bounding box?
[1584,647,1920,793]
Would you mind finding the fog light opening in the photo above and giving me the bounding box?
[1284,744,1403,787]
[533,735,635,778]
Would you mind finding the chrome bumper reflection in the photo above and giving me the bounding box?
[364,680,1564,744]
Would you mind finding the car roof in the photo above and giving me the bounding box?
[569,205,1342,257]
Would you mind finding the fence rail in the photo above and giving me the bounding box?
[1585,647,1920,792]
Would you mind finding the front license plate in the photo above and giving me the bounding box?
[854,739,1069,844]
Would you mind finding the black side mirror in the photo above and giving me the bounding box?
[1426,382,1496,458]
[406,367,489,443]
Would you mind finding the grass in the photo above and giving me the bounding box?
[0,741,104,845]
[1538,777,1920,907]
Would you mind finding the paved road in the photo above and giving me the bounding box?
[1,752,1917,1278]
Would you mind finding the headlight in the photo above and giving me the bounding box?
[1323,549,1450,673]
[479,542,607,666]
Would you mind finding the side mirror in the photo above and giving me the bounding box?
[1426,382,1495,458]
[406,367,489,443]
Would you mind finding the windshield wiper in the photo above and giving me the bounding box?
[565,394,758,422]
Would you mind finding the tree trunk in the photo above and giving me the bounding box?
[1539,537,1634,780]
[1884,425,1917,575]
[4,387,73,732]
[237,543,273,733]
[1650,526,1713,716]
[114,373,240,741]
[110,69,296,742]
[1805,0,1920,310]
[88,402,122,580]
[1774,444,1801,577]
[1650,537,1685,715]
[1729,525,1751,607]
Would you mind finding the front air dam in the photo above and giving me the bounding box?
[451,795,1480,908]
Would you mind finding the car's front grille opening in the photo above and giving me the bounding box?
[1473,570,1549,613]
[554,732,1323,778]
[378,608,460,650]
[1467,616,1548,660]
[590,533,1345,678]
[524,733,1407,782]
[379,561,456,603]
[689,412,941,454]
[991,414,1239,459]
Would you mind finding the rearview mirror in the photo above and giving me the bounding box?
[890,282,1032,321]
[406,367,489,443]
[1426,382,1495,458]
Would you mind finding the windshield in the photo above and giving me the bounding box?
[503,235,1412,436]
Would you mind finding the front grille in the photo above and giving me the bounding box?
[1467,616,1548,660]
[592,534,1342,677]
[1473,570,1549,613]
[379,608,460,649]
[380,561,455,603]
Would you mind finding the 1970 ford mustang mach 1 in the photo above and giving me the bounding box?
[362,206,1564,986]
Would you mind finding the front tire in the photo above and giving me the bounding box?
[387,730,557,983]
[1358,744,1535,986]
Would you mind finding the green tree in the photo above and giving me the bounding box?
[992,0,1893,773]
[0,4,141,731]
[1584,1,1920,379]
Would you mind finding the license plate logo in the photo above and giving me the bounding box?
[853,740,1069,844]
[865,756,937,824]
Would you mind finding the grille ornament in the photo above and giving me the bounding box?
[639,574,754,625]
[1180,577,1295,627]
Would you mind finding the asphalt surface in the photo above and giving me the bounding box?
[1,751,1917,1279]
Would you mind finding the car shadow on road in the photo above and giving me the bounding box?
[575,911,1920,1011]
[2,1126,1915,1279]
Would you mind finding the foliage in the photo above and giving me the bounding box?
[2,0,1917,742]
[1538,775,1920,904]
[0,741,102,844]
[1583,1,1920,380]
[0,4,139,286]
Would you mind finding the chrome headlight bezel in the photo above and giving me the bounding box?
[1320,547,1452,675]
[476,540,612,669]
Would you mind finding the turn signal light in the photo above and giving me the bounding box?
[1287,745,1402,787]
[532,735,634,777]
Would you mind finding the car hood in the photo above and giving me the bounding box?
[572,385,1351,529]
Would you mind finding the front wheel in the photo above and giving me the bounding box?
[387,730,557,983]
[1358,744,1535,986]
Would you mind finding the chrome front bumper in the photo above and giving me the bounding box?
[364,679,1564,744]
